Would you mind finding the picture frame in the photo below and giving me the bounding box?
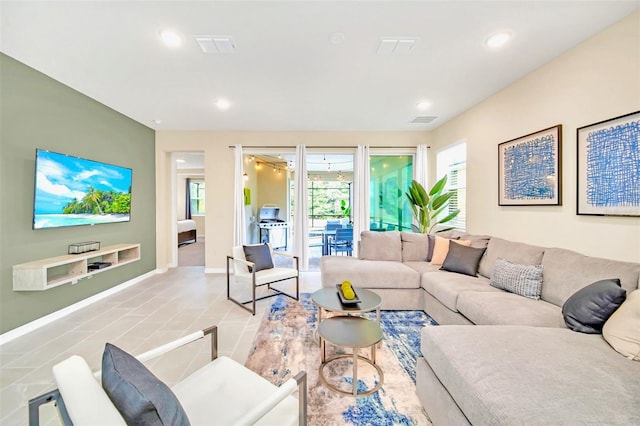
[498,124,562,206]
[577,111,640,217]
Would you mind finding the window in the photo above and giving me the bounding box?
[436,143,467,231]
[189,180,205,215]
[305,180,351,228]
[369,155,413,231]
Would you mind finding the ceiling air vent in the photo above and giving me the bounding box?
[410,116,437,124]
[194,35,235,53]
[376,38,418,55]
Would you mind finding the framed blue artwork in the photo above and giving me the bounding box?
[577,111,640,216]
[498,125,562,206]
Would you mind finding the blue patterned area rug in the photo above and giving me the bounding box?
[245,293,437,425]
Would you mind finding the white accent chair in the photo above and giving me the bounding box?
[227,245,299,315]
[28,326,307,426]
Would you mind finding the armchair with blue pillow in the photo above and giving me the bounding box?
[28,325,307,426]
[227,243,299,315]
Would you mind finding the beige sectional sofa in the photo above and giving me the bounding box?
[320,230,640,425]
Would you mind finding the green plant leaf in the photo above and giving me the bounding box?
[429,175,448,197]
[432,226,455,233]
[408,181,427,207]
[413,180,429,205]
[406,188,418,206]
[431,192,453,211]
[430,204,449,221]
[439,209,460,224]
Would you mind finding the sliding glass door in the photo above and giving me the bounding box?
[369,155,413,232]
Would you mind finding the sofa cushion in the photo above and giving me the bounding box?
[440,243,486,277]
[541,247,640,307]
[456,291,565,327]
[490,257,544,300]
[102,343,190,426]
[403,261,441,275]
[421,325,640,426]
[320,256,419,289]
[421,271,498,312]
[437,231,491,249]
[400,232,430,262]
[477,237,545,279]
[359,231,402,261]
[172,356,299,426]
[562,279,627,334]
[603,289,640,360]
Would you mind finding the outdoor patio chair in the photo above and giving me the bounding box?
[28,325,307,425]
[329,227,353,256]
[325,222,343,231]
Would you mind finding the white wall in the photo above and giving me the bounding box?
[155,131,430,270]
[430,11,640,262]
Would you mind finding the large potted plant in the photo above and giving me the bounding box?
[406,175,460,234]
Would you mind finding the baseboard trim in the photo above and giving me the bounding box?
[0,269,162,346]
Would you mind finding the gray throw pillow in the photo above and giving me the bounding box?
[490,257,544,300]
[426,234,435,262]
[102,343,190,426]
[440,243,486,277]
[243,243,274,272]
[562,278,627,334]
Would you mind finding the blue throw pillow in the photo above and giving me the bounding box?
[102,343,190,426]
[243,243,274,272]
[562,279,627,334]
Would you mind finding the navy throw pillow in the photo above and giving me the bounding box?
[102,343,190,426]
[243,243,274,272]
[562,279,627,334]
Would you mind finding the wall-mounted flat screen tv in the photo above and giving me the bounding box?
[33,149,132,230]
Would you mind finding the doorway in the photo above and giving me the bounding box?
[175,152,205,266]
[293,153,354,269]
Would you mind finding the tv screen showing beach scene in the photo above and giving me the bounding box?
[33,150,132,230]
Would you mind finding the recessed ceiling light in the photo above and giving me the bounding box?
[159,29,182,48]
[215,98,231,110]
[152,119,162,125]
[485,31,511,49]
[416,101,431,111]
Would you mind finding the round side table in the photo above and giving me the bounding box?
[311,287,382,329]
[318,315,384,397]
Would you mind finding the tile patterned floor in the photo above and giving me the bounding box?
[0,267,321,425]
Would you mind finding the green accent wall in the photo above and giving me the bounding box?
[0,54,156,334]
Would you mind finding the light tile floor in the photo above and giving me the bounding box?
[0,267,321,425]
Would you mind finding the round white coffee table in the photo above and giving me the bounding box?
[318,315,384,397]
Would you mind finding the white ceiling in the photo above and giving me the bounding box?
[1,1,638,132]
